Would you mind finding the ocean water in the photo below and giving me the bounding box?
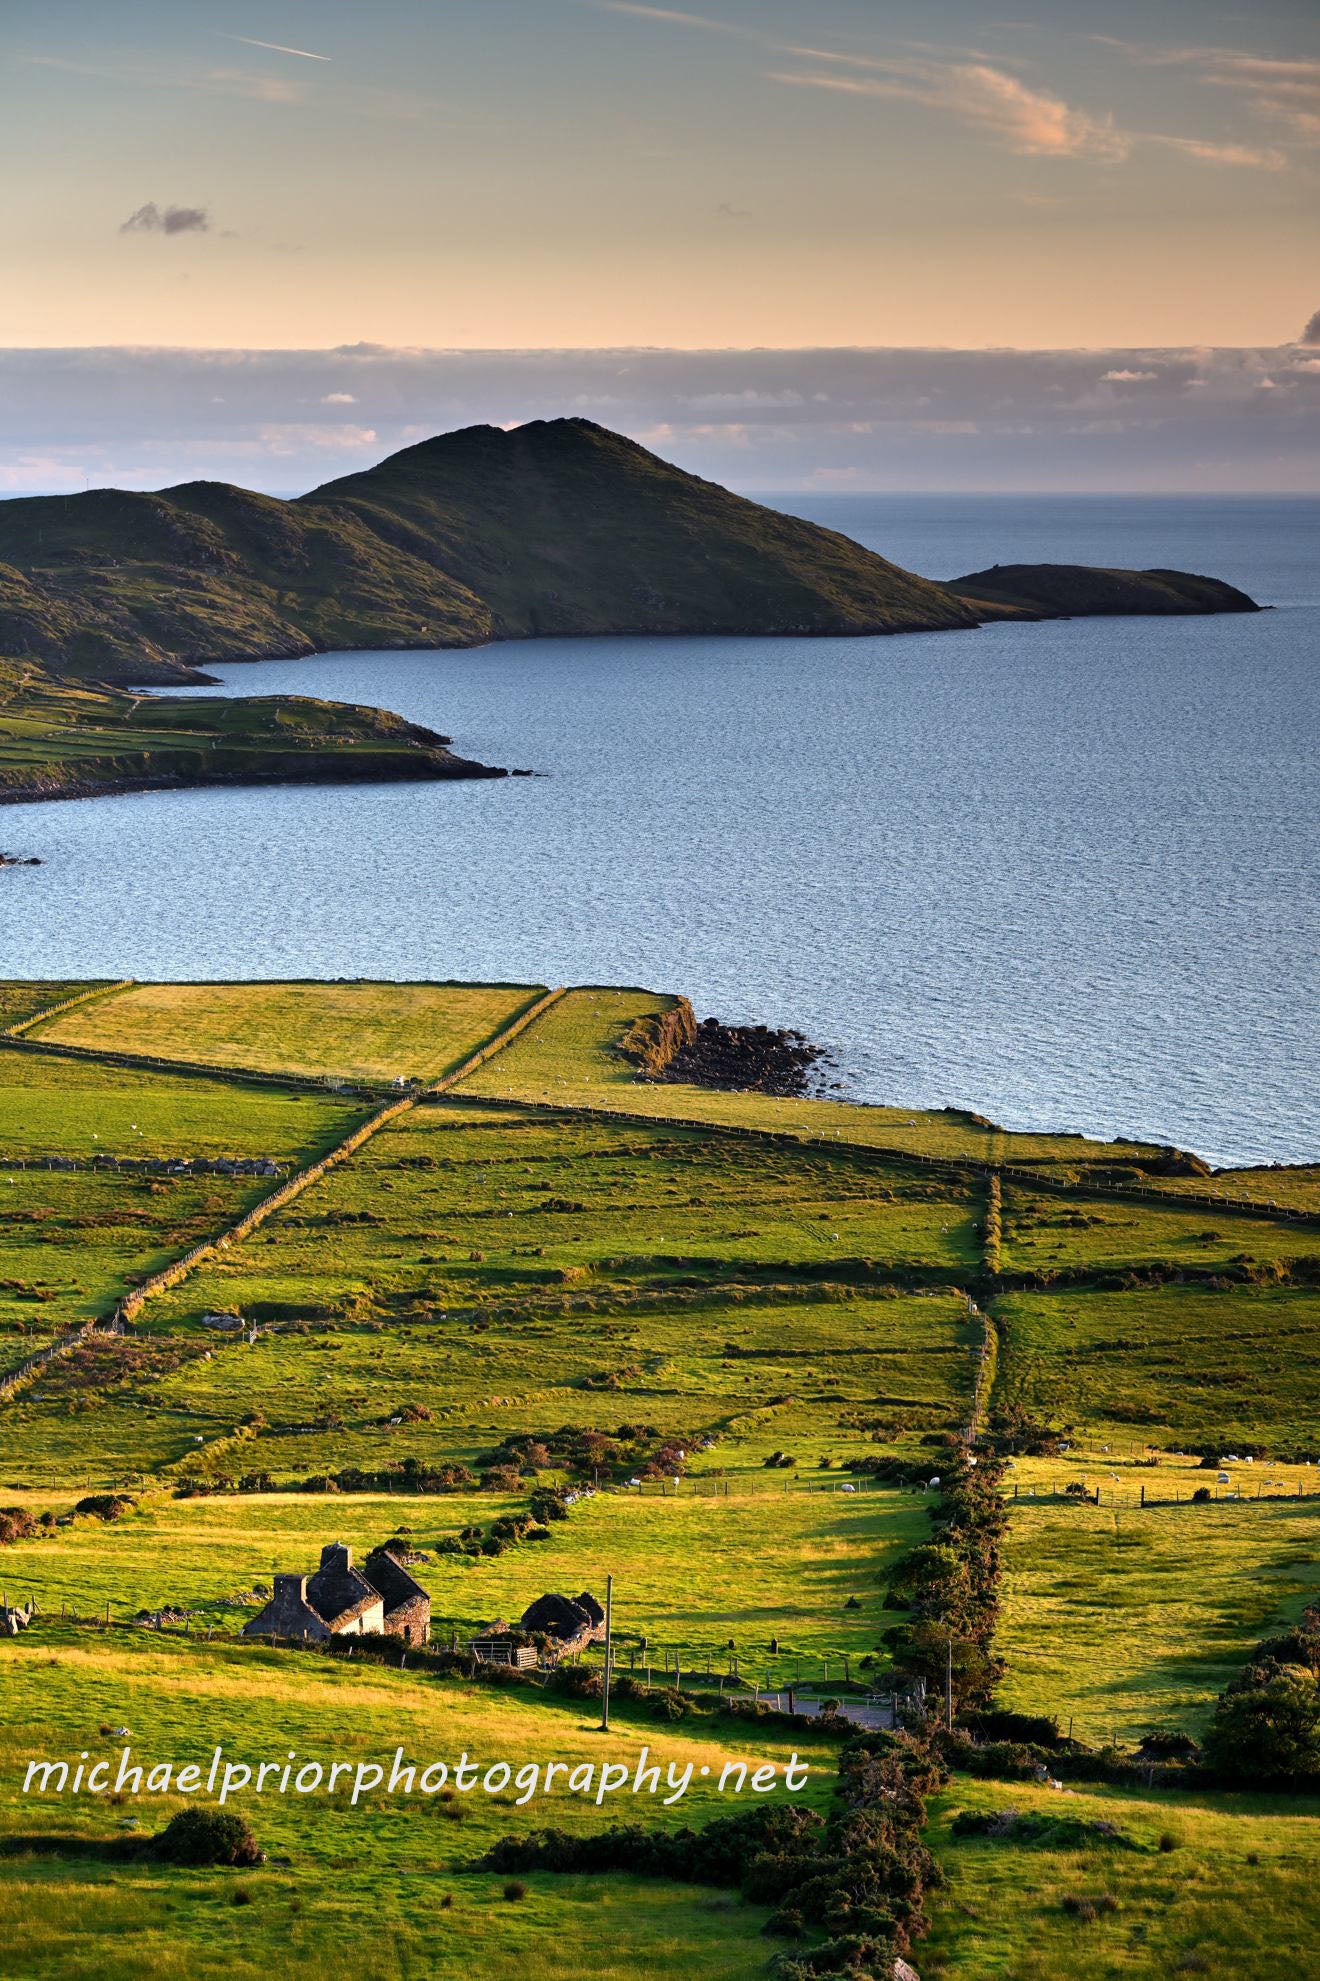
[1,495,1315,1168]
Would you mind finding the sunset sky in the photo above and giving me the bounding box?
[3,0,1318,488]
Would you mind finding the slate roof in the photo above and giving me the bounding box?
[306,1543,381,1630]
[364,1547,430,1620]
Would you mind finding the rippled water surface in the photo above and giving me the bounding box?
[2,495,1315,1167]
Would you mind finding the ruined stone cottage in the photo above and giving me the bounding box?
[243,1542,430,1646]
[519,1590,606,1658]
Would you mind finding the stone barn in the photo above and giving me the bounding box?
[244,1542,430,1645]
[520,1589,606,1659]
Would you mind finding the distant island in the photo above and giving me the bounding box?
[0,420,1259,806]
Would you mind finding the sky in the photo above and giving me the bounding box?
[2,0,1318,490]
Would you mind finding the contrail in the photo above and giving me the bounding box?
[220,34,330,61]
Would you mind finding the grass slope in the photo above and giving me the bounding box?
[924,1775,1320,1980]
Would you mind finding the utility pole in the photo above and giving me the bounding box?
[599,1574,614,1732]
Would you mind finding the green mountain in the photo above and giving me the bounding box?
[0,420,980,686]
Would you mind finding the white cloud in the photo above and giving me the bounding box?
[320,391,358,404]
[768,57,1130,159]
[769,53,1285,167]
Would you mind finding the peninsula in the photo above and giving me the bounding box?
[0,419,1260,804]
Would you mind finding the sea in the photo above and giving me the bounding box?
[1,494,1315,1169]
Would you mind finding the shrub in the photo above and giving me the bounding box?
[150,1808,263,1867]
[1202,1671,1320,1787]
[502,1879,527,1901]
[963,1708,1060,1749]
[72,1494,136,1523]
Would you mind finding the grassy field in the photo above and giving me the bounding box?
[0,979,1315,1979]
[923,1773,1320,1980]
[36,982,546,1087]
[0,1169,262,1343]
[999,1181,1320,1273]
[0,983,114,1030]
[0,1050,366,1161]
[137,1097,983,1316]
[996,1493,1320,1740]
[1158,1165,1320,1214]
[994,1285,1320,1453]
[0,1058,368,1352]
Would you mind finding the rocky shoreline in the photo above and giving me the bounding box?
[651,1015,836,1098]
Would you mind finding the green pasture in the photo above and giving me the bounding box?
[0,1170,258,1341]
[0,1484,919,1672]
[0,980,1315,1980]
[1159,1164,1320,1215]
[0,1281,973,1492]
[996,1493,1320,1740]
[151,1288,969,1468]
[1000,1181,1320,1273]
[924,1773,1320,1981]
[995,1285,1320,1452]
[35,980,545,1087]
[143,1101,982,1335]
[0,1051,366,1162]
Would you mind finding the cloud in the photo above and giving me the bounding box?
[1,344,1316,494]
[219,34,330,61]
[1300,311,1320,346]
[119,203,212,236]
[320,391,357,404]
[1148,133,1285,170]
[1098,39,1320,147]
[770,53,1285,167]
[768,60,1130,158]
[598,13,1295,170]
[597,3,743,31]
